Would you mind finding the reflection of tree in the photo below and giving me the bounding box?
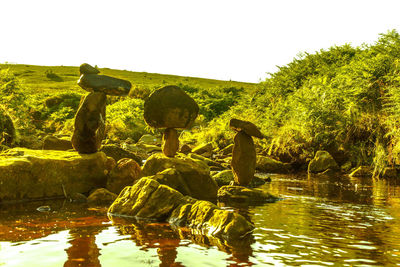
[64,227,102,267]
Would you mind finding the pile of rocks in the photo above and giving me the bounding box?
[229,118,264,186]
[143,85,199,157]
[72,63,131,153]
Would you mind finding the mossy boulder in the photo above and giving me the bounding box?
[218,185,279,205]
[142,153,218,201]
[106,158,141,194]
[108,177,254,240]
[87,188,117,205]
[212,169,234,186]
[308,150,339,173]
[256,156,292,174]
[192,142,214,157]
[0,148,113,201]
[137,134,161,146]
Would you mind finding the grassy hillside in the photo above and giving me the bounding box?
[0,63,256,145]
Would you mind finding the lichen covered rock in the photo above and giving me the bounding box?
[0,148,113,201]
[143,85,199,129]
[308,150,339,173]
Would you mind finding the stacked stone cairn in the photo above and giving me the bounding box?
[229,118,264,186]
[143,85,199,157]
[72,63,131,153]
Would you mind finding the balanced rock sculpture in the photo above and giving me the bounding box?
[144,85,199,157]
[72,63,131,153]
[230,118,264,186]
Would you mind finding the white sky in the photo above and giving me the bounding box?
[0,0,399,83]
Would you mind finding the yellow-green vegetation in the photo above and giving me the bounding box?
[0,63,255,143]
[2,30,400,176]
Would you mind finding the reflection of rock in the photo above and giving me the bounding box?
[108,177,254,241]
[308,150,339,173]
[71,92,106,154]
[107,158,141,194]
[0,148,112,201]
[229,118,264,139]
[142,153,218,201]
[218,185,279,205]
[42,135,73,151]
[144,85,199,129]
[231,131,256,186]
[162,128,179,157]
[256,155,292,173]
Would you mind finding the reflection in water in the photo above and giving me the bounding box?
[1,173,400,266]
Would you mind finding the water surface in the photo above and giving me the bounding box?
[1,173,400,266]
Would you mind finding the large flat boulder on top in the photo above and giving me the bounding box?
[143,85,199,129]
[78,74,132,96]
[0,148,113,202]
[229,118,264,139]
[142,153,217,201]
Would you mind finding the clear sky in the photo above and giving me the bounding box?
[0,0,399,83]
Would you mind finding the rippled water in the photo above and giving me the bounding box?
[1,173,400,266]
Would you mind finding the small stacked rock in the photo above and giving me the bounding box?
[229,118,264,186]
[72,63,132,153]
[143,85,199,157]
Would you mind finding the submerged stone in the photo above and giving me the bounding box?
[0,148,113,202]
[218,185,279,205]
[71,92,106,154]
[78,74,132,96]
[144,85,199,129]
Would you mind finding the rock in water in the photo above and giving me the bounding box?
[108,177,254,240]
[229,118,264,139]
[231,131,256,186]
[162,128,179,157]
[72,92,106,154]
[308,150,339,173]
[78,74,132,96]
[144,85,199,129]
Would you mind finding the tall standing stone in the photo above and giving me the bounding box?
[230,118,264,186]
[231,131,256,186]
[72,92,106,154]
